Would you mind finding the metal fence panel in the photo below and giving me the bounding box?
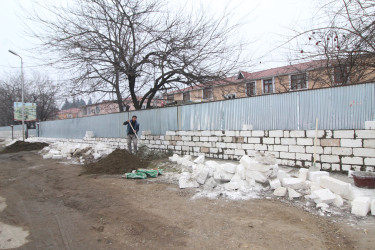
[1,83,374,138]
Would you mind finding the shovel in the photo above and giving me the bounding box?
[128,121,139,139]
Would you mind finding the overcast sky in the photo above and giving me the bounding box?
[0,0,321,84]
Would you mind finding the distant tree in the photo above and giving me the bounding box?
[87,98,92,105]
[0,72,60,126]
[290,0,375,85]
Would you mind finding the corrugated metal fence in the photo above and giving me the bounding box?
[1,83,374,139]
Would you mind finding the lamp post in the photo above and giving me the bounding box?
[8,50,25,141]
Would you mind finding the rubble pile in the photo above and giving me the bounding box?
[170,153,375,217]
[39,141,114,164]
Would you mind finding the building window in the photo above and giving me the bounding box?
[263,79,273,94]
[183,92,190,101]
[67,114,72,118]
[291,74,307,90]
[334,66,348,85]
[95,106,100,114]
[246,82,256,96]
[224,93,236,99]
[203,87,213,99]
[167,94,174,102]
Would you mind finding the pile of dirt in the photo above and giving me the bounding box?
[0,141,49,154]
[83,149,150,175]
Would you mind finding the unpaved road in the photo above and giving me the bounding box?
[0,151,374,249]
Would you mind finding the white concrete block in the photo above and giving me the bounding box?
[312,189,336,204]
[333,194,344,207]
[289,146,305,153]
[363,139,375,148]
[306,130,325,138]
[319,176,351,197]
[277,170,290,182]
[281,138,297,145]
[251,130,265,137]
[269,178,281,190]
[274,145,289,152]
[341,157,363,165]
[239,131,252,137]
[52,155,63,160]
[341,139,362,148]
[298,168,309,181]
[43,154,52,159]
[281,177,308,190]
[365,121,375,130]
[290,131,305,137]
[316,203,329,211]
[203,177,217,189]
[307,171,330,183]
[193,155,205,164]
[234,149,245,155]
[351,197,371,216]
[247,138,261,144]
[288,188,301,199]
[269,130,284,137]
[364,158,375,166]
[239,155,254,168]
[353,148,375,157]
[334,130,354,139]
[297,138,314,146]
[195,167,209,185]
[221,163,237,174]
[332,147,353,156]
[273,187,287,197]
[225,131,236,136]
[263,138,275,144]
[371,200,375,216]
[179,172,199,189]
[280,152,295,159]
[356,130,375,139]
[201,131,211,136]
[246,170,267,184]
[321,155,340,163]
[181,159,194,167]
[296,153,312,161]
[236,164,246,180]
[213,168,234,183]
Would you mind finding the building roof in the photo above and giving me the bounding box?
[167,60,326,94]
[57,108,81,114]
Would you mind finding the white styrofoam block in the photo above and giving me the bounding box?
[319,176,351,197]
[181,159,194,167]
[288,188,301,199]
[277,170,290,182]
[371,200,375,216]
[273,187,287,197]
[298,168,309,181]
[49,149,60,155]
[269,178,281,190]
[281,177,308,190]
[43,154,52,159]
[311,189,336,204]
[179,172,199,189]
[93,153,101,160]
[236,164,246,180]
[221,163,237,174]
[351,197,371,216]
[308,171,330,183]
[246,170,267,184]
[193,155,205,164]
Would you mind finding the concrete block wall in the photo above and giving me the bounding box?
[138,129,375,172]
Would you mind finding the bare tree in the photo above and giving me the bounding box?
[289,0,375,85]
[28,0,246,110]
[0,72,60,126]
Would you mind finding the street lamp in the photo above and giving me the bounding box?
[8,49,25,141]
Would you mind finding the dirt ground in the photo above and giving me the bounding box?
[0,151,374,249]
[0,141,48,154]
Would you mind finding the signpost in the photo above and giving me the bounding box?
[14,102,37,122]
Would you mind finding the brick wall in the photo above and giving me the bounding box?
[138,129,375,172]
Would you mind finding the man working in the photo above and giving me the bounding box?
[123,116,140,154]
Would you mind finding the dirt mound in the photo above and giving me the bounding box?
[83,149,150,175]
[0,141,49,154]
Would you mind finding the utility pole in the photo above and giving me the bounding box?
[8,50,25,141]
